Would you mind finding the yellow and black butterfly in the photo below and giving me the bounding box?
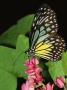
[27,4,65,61]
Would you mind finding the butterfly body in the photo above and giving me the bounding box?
[27,4,65,61]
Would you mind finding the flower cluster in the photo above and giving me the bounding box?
[21,58,65,90]
[25,58,43,83]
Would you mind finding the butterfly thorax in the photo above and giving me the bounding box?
[27,48,35,57]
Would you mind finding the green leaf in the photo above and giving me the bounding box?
[65,79,67,88]
[46,51,67,81]
[0,14,34,46]
[46,59,65,80]
[0,69,17,90]
[61,52,67,75]
[16,35,29,52]
[0,46,15,72]
[13,35,29,78]
[17,14,34,34]
[0,34,29,78]
[0,35,29,90]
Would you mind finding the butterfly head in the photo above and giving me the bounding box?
[25,48,35,57]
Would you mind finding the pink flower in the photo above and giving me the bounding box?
[28,77,35,87]
[26,67,43,83]
[25,58,39,69]
[35,68,43,82]
[22,57,44,90]
[25,58,43,83]
[25,69,35,75]
[55,76,65,88]
[21,79,35,90]
[21,81,29,90]
[26,67,41,75]
[45,83,54,90]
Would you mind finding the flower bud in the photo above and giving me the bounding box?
[45,83,54,90]
[55,76,65,88]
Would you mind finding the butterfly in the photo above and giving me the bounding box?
[27,4,65,61]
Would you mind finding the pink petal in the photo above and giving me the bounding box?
[25,68,35,75]
[55,76,65,88]
[45,83,54,90]
[21,81,29,90]
[25,58,39,67]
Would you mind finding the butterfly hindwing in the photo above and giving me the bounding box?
[34,35,65,61]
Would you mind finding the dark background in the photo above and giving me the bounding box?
[0,0,67,38]
[0,0,67,90]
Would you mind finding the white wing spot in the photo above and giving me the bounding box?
[47,12,50,14]
[55,43,58,45]
[50,21,53,23]
[37,21,39,24]
[51,30,55,33]
[51,38,54,40]
[48,9,50,11]
[50,16,52,19]
[34,17,37,21]
[54,19,56,21]
[51,41,55,43]
[33,23,35,27]
[44,12,46,14]
[45,19,49,22]
[52,25,55,28]
[53,15,56,18]
[40,26,44,31]
[56,39,59,42]
[34,26,36,30]
[54,51,56,52]
[41,8,43,10]
[51,10,53,13]
[55,54,57,56]
[54,20,56,22]
[44,8,46,10]
[59,49,62,51]
[45,23,50,26]
[55,24,58,26]
[46,27,51,32]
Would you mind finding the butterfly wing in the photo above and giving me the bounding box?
[29,28,51,51]
[34,35,65,61]
[29,4,58,49]
[31,4,58,35]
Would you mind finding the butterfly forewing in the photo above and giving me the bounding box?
[32,4,58,36]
